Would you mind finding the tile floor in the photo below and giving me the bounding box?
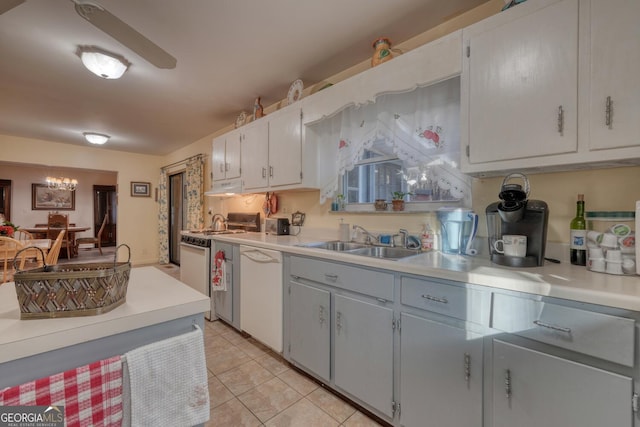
[202,319,385,427]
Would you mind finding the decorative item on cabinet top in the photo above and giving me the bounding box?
[287,79,303,105]
[234,111,247,129]
[253,97,264,120]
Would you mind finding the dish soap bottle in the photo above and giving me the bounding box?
[570,194,587,266]
[421,223,434,251]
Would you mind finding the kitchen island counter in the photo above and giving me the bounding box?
[208,232,640,312]
[0,266,210,369]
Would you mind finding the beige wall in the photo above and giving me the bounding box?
[0,134,162,265]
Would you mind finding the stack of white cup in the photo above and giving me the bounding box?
[586,226,636,275]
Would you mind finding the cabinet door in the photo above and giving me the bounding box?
[400,313,483,427]
[211,135,226,181]
[588,0,640,151]
[465,0,578,165]
[225,130,241,179]
[492,339,633,427]
[268,107,302,187]
[240,120,269,190]
[289,281,331,381]
[334,294,394,418]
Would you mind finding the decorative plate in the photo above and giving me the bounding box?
[287,79,304,105]
[235,111,247,128]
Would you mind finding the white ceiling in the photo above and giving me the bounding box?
[0,0,490,155]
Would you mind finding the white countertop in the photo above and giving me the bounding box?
[207,231,640,312]
[0,266,210,364]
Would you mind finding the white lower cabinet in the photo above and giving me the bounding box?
[334,294,394,418]
[491,339,633,427]
[400,313,483,427]
[288,281,330,381]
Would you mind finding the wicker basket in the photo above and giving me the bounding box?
[12,245,131,320]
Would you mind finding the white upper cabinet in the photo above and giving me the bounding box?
[211,129,241,182]
[461,0,640,176]
[241,107,304,192]
[461,0,579,174]
[239,119,269,191]
[586,0,640,152]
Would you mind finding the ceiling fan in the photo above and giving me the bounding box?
[0,0,176,69]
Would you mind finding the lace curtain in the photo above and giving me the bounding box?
[157,154,205,264]
[317,77,471,205]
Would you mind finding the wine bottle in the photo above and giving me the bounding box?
[570,194,587,266]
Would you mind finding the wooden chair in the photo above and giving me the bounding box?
[76,214,108,255]
[45,230,65,265]
[0,236,26,284]
[47,213,71,259]
[14,229,33,242]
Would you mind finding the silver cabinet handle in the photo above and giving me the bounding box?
[605,96,613,129]
[421,294,448,304]
[269,166,274,178]
[464,352,471,382]
[505,369,512,400]
[557,105,564,135]
[319,305,326,325]
[533,319,571,334]
[336,311,343,334]
[261,167,267,178]
[225,162,230,172]
[324,273,338,282]
[219,163,224,173]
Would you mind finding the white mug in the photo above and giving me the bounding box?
[494,235,527,258]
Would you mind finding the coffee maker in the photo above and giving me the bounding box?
[486,173,549,267]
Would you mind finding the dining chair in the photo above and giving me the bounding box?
[14,230,34,242]
[76,214,108,255]
[47,213,71,259]
[45,230,65,265]
[0,236,26,284]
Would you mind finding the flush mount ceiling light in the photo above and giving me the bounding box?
[76,46,130,79]
[83,132,110,145]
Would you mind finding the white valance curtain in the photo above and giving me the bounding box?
[316,77,471,205]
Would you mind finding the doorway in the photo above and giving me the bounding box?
[169,172,187,265]
[0,180,11,221]
[92,185,117,246]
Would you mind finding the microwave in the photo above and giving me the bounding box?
[265,218,290,235]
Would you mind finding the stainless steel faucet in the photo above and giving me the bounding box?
[352,225,377,245]
[398,229,409,249]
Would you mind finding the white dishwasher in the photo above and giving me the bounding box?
[240,245,283,352]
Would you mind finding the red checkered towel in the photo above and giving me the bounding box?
[0,355,123,427]
[211,250,227,291]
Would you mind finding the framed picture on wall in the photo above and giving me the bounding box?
[32,184,75,210]
[131,181,151,197]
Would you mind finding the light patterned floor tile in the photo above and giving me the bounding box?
[205,398,262,427]
[307,387,356,423]
[277,369,319,396]
[238,377,303,422]
[256,352,290,376]
[206,345,252,375]
[217,360,275,396]
[264,398,340,427]
[236,339,269,359]
[342,411,385,427]
[222,329,249,345]
[207,376,235,409]
[204,334,234,355]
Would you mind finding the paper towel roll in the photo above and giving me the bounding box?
[339,223,350,242]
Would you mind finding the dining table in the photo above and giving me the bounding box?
[21,226,90,258]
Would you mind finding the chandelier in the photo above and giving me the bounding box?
[46,177,78,191]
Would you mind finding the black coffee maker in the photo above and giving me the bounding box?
[486,173,549,267]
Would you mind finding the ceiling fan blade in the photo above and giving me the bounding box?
[74,1,176,69]
[0,0,25,15]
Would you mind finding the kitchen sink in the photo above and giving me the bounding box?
[346,246,421,260]
[302,241,369,251]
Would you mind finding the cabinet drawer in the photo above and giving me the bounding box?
[492,293,635,367]
[289,256,393,301]
[401,277,490,325]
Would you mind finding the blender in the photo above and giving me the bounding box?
[436,208,479,255]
